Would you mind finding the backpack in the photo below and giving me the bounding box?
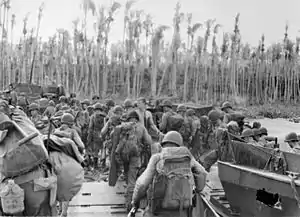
[115,122,140,164]
[167,112,184,132]
[179,118,192,142]
[149,153,193,213]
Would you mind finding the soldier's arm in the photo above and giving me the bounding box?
[147,111,162,136]
[191,157,208,192]
[100,121,110,138]
[191,119,200,138]
[132,154,160,204]
[142,126,153,147]
[159,113,168,132]
[72,129,85,150]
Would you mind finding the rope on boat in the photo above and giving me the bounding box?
[289,174,300,208]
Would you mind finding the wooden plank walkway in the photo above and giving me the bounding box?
[68,181,142,217]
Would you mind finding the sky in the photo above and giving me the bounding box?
[7,0,300,47]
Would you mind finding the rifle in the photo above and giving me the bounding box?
[127,207,137,217]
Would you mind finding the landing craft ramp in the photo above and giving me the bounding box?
[68,181,142,217]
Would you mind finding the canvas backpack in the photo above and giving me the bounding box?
[166,112,184,133]
[149,153,194,213]
[115,122,140,164]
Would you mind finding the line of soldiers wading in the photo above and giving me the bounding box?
[0,92,292,217]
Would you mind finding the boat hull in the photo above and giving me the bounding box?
[218,161,300,217]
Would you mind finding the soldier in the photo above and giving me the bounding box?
[186,108,201,144]
[43,100,56,117]
[87,105,94,116]
[100,105,124,169]
[28,103,43,129]
[105,99,115,115]
[17,92,29,113]
[136,97,163,140]
[81,99,90,110]
[70,98,81,111]
[113,110,152,211]
[54,113,85,217]
[241,129,256,144]
[81,99,91,145]
[56,96,68,111]
[177,104,190,147]
[130,131,207,217]
[92,95,100,105]
[39,97,49,114]
[160,100,184,134]
[227,121,240,136]
[285,132,300,154]
[124,98,135,112]
[86,103,106,171]
[221,101,234,114]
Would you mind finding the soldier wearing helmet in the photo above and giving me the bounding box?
[159,100,173,133]
[86,102,106,171]
[186,108,201,144]
[81,99,90,110]
[28,103,44,130]
[100,105,124,169]
[221,101,233,113]
[136,97,163,142]
[112,109,152,211]
[241,129,255,143]
[124,98,134,112]
[56,96,68,111]
[53,113,85,217]
[176,104,191,147]
[131,131,207,217]
[92,95,100,105]
[56,113,85,151]
[80,99,91,145]
[43,100,56,117]
[285,132,300,153]
[38,98,49,114]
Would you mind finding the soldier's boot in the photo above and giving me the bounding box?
[60,201,69,217]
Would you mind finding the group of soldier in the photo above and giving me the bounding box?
[3,89,300,217]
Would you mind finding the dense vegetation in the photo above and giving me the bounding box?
[0,0,299,106]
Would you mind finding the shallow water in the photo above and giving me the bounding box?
[250,118,300,152]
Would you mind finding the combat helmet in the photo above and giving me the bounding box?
[162,100,172,108]
[61,113,75,125]
[241,129,254,138]
[127,110,139,121]
[284,132,299,142]
[81,99,90,106]
[94,102,103,111]
[221,101,232,110]
[39,98,49,108]
[124,99,134,108]
[177,104,187,113]
[113,105,124,114]
[253,128,261,137]
[186,108,196,117]
[208,110,221,122]
[48,100,55,107]
[161,131,183,147]
[106,99,115,108]
[28,103,39,111]
[259,127,268,136]
[59,96,67,103]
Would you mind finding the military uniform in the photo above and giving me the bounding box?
[87,103,106,169]
[115,110,152,211]
[132,131,207,217]
[159,100,174,133]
